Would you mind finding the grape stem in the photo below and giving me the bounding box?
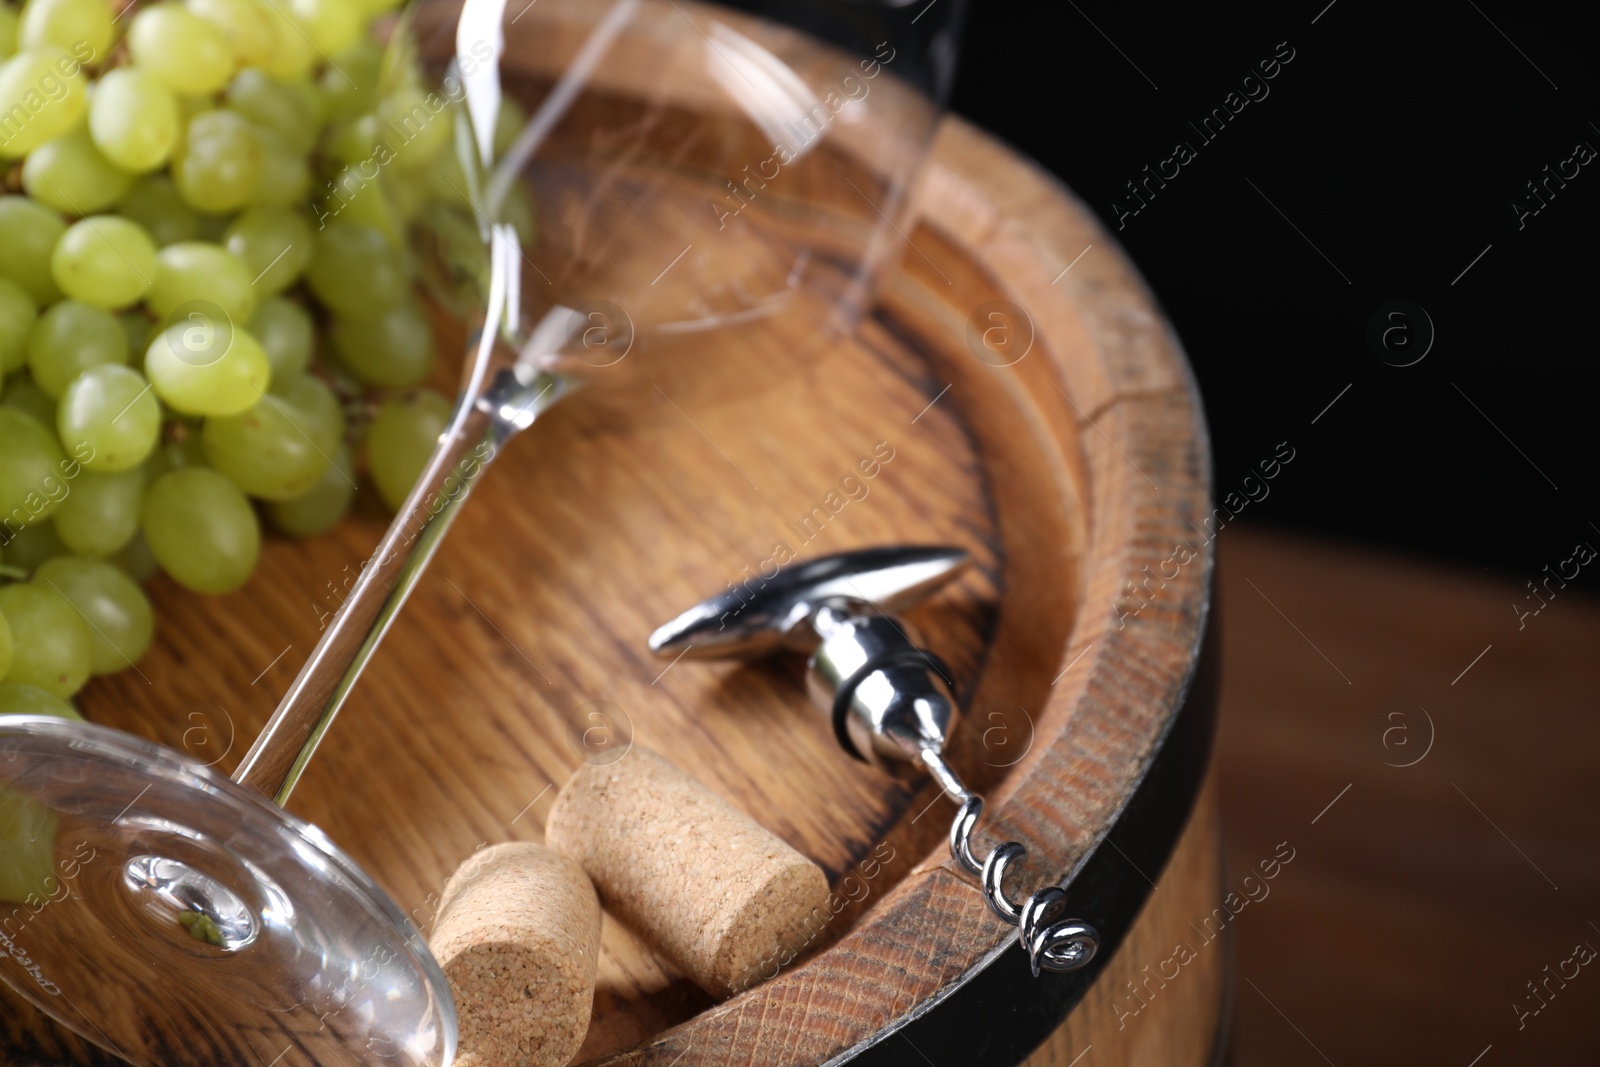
[231,226,573,805]
[0,565,31,581]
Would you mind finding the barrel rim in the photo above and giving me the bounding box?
[584,109,1217,1064]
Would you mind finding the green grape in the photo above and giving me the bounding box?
[0,46,89,158]
[168,89,216,158]
[366,389,449,511]
[17,0,112,56]
[117,175,201,246]
[248,127,310,207]
[0,684,72,900]
[88,67,180,172]
[0,607,8,680]
[254,0,314,81]
[0,727,68,905]
[318,38,379,121]
[51,466,142,557]
[0,196,66,305]
[326,110,382,164]
[320,164,403,244]
[50,215,158,309]
[203,371,341,499]
[414,201,485,300]
[428,141,471,207]
[140,438,168,479]
[0,371,56,427]
[286,0,355,53]
[21,127,134,214]
[0,582,91,697]
[25,299,128,398]
[0,5,17,56]
[144,318,270,416]
[307,221,405,314]
[0,277,37,374]
[142,465,259,593]
[493,98,527,156]
[281,75,324,127]
[172,109,262,214]
[147,240,257,322]
[186,0,271,67]
[111,528,158,580]
[0,808,57,907]
[502,184,536,247]
[267,441,353,536]
[223,205,310,296]
[35,557,153,675]
[139,439,168,482]
[57,364,160,472]
[378,88,451,171]
[384,167,429,222]
[330,302,433,388]
[126,6,234,95]
[247,295,313,381]
[225,66,317,154]
[2,516,66,568]
[0,683,79,716]
[118,309,153,354]
[0,408,68,528]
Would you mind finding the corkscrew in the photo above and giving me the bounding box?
[648,545,1100,976]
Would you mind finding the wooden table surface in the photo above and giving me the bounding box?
[1215,523,1600,1066]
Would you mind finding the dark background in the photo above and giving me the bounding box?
[668,3,1600,1061]
[948,8,1600,1065]
[950,0,1598,578]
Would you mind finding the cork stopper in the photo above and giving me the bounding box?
[546,747,830,999]
[429,842,601,1067]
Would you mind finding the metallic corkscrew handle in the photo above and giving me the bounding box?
[648,546,970,781]
[649,545,1100,977]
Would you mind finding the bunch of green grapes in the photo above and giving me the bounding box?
[0,0,524,706]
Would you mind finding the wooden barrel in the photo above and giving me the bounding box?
[0,5,1219,1065]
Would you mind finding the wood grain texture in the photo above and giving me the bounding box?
[1214,524,1600,1067]
[1023,773,1226,1067]
[0,6,1213,1062]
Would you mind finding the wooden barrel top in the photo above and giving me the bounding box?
[0,14,1213,1065]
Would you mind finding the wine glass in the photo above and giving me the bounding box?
[0,221,554,1067]
[0,0,963,1061]
[403,0,964,399]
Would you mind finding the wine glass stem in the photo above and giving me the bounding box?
[232,399,504,805]
[233,224,558,807]
[231,222,543,805]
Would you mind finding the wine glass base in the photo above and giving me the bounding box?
[0,715,457,1067]
[123,854,260,952]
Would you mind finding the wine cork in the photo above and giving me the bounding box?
[546,747,830,998]
[429,843,601,1067]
